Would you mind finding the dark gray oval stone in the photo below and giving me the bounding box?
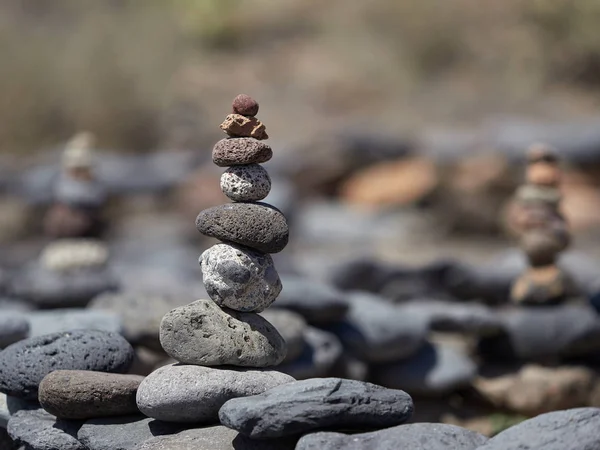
[0,330,134,400]
[218,378,413,439]
[477,407,600,450]
[196,203,289,254]
[212,138,273,167]
[296,423,488,450]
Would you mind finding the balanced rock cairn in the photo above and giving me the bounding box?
[509,143,577,305]
[135,94,294,424]
[44,131,108,240]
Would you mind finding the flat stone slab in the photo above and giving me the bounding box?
[196,202,289,254]
[219,378,413,438]
[0,330,134,400]
[159,299,286,367]
[77,415,185,450]
[136,363,293,423]
[39,370,144,420]
[7,408,85,450]
[476,407,600,450]
[296,423,488,450]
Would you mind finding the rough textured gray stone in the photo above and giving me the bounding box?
[371,342,477,396]
[273,275,349,325]
[39,370,144,420]
[135,427,297,450]
[479,305,600,362]
[402,300,502,335]
[0,330,134,400]
[26,309,122,337]
[136,364,294,423]
[89,291,191,351]
[259,309,306,363]
[326,292,427,363]
[201,243,282,312]
[220,164,271,202]
[7,408,85,450]
[9,263,119,308]
[477,407,600,450]
[218,378,414,438]
[296,423,488,450]
[277,327,342,379]
[159,300,286,367]
[77,415,185,450]
[0,312,29,348]
[196,203,289,254]
[134,426,237,450]
[212,138,272,167]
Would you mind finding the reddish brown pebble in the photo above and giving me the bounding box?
[232,94,259,117]
[220,114,268,140]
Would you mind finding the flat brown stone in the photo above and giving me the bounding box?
[220,114,268,140]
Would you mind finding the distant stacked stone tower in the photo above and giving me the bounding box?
[136,95,294,423]
[509,143,576,305]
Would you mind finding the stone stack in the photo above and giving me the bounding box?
[509,143,577,305]
[135,94,294,425]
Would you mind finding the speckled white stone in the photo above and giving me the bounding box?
[220,164,271,202]
[200,243,282,312]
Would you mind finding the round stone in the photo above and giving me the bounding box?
[196,202,289,254]
[232,94,259,117]
[159,299,287,367]
[212,138,273,167]
[220,164,271,202]
[201,243,282,312]
[39,370,144,420]
[136,364,294,423]
[0,330,134,400]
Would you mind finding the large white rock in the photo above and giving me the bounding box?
[201,243,282,312]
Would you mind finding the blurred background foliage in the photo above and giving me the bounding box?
[1,0,600,154]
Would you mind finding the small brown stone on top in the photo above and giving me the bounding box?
[220,114,268,140]
[232,94,259,117]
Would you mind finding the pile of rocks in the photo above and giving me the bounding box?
[507,143,577,305]
[9,133,118,309]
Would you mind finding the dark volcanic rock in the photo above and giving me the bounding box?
[0,330,134,400]
[212,138,272,167]
[296,423,488,450]
[272,275,349,325]
[478,305,600,362]
[325,292,427,363]
[371,342,477,396]
[39,371,144,420]
[77,415,185,450]
[218,378,413,439]
[7,408,85,450]
[9,263,119,308]
[196,202,288,253]
[476,407,600,450]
